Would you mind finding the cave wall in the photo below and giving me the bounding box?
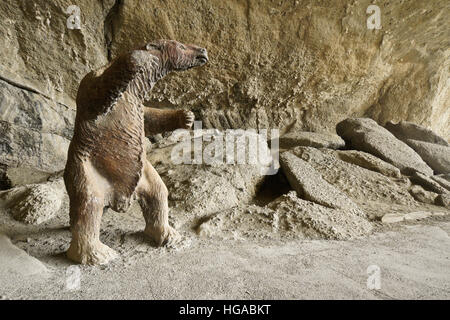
[0,0,448,173]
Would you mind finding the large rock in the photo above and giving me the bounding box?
[279,151,365,216]
[404,139,450,175]
[268,192,372,240]
[336,118,433,175]
[385,121,448,146]
[279,131,345,150]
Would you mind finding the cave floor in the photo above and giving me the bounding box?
[0,204,449,300]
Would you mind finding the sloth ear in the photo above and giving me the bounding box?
[145,43,161,51]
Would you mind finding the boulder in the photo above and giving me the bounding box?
[279,151,365,216]
[335,150,401,178]
[268,191,372,240]
[279,131,345,150]
[385,121,448,146]
[404,139,450,175]
[409,185,438,205]
[336,118,433,175]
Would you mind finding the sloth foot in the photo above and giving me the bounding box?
[144,224,180,246]
[67,240,118,265]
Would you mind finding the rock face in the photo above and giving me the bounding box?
[410,172,448,195]
[385,121,449,147]
[279,131,345,150]
[404,140,450,175]
[335,150,401,178]
[0,0,449,178]
[149,130,272,218]
[336,118,433,175]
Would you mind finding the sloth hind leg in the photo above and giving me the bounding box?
[136,160,179,246]
[65,162,118,265]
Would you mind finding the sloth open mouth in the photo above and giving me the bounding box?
[196,54,208,65]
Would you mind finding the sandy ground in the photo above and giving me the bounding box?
[0,201,449,300]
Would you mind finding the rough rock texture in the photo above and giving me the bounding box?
[405,139,450,175]
[4,167,51,187]
[431,175,450,192]
[385,121,449,147]
[278,131,345,150]
[279,151,365,217]
[267,191,373,240]
[335,150,401,178]
[411,172,449,195]
[0,79,75,172]
[289,147,416,208]
[0,0,449,176]
[0,179,65,225]
[336,118,433,175]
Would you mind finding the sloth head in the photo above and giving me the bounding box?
[141,39,208,72]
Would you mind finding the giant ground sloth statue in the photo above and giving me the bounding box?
[64,40,208,265]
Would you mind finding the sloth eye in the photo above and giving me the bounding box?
[178,44,186,50]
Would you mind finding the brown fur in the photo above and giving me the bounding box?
[64,40,208,265]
